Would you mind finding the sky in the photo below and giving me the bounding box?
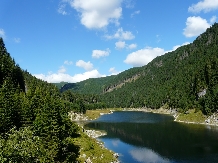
[0,0,218,83]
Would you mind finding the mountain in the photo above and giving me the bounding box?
[58,23,218,115]
[0,38,82,162]
[54,66,143,94]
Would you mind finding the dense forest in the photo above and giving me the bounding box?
[1,22,218,162]
[0,38,104,162]
[60,23,218,115]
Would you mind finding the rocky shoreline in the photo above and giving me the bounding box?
[123,107,218,126]
[68,108,218,162]
[69,111,120,163]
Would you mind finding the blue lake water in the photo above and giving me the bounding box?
[84,111,218,163]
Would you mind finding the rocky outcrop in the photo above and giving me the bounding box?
[205,112,218,126]
[103,74,140,93]
[69,112,89,121]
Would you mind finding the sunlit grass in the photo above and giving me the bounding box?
[85,108,122,120]
[73,129,117,163]
[176,109,206,123]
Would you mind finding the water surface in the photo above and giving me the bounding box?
[85,111,218,163]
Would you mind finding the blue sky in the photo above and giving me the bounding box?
[1,0,218,83]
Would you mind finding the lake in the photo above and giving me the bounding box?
[84,111,218,163]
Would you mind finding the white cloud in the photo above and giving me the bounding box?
[124,42,192,67]
[14,38,21,43]
[183,16,210,37]
[127,43,137,49]
[68,0,122,29]
[92,48,110,58]
[124,0,135,8]
[58,3,68,15]
[115,41,126,49]
[115,41,137,50]
[129,148,170,163]
[210,15,217,24]
[131,10,140,18]
[0,29,5,38]
[76,60,93,71]
[64,60,73,65]
[105,27,135,40]
[171,42,190,51]
[58,66,67,73]
[34,69,105,83]
[124,47,165,67]
[188,0,218,13]
[109,67,120,75]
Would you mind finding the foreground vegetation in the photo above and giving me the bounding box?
[73,129,117,163]
[1,23,218,162]
[0,38,113,162]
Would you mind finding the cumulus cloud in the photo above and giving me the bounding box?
[105,27,135,40]
[183,16,211,37]
[131,10,140,18]
[58,66,67,73]
[115,41,126,49]
[124,42,192,67]
[92,48,110,58]
[115,41,137,50]
[210,15,217,24]
[0,29,5,38]
[127,43,137,50]
[124,47,165,67]
[34,69,104,83]
[64,60,73,65]
[109,67,120,75]
[188,0,218,13]
[68,0,122,29]
[76,60,93,71]
[171,42,190,51]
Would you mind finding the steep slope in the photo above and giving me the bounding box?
[0,38,81,162]
[57,66,143,94]
[57,23,218,114]
[101,23,218,114]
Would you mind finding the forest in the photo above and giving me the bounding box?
[60,23,218,115]
[1,23,218,162]
[0,38,105,162]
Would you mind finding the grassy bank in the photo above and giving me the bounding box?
[73,128,117,163]
[72,109,120,163]
[85,108,122,120]
[175,109,207,123]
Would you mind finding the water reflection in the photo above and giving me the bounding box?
[85,111,218,162]
[129,147,170,163]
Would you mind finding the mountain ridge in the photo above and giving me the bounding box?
[56,23,218,114]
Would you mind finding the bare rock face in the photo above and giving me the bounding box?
[205,113,218,125]
[198,89,206,98]
[68,111,89,121]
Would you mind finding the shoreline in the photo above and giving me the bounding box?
[69,108,218,162]
[69,111,120,163]
[122,108,218,127]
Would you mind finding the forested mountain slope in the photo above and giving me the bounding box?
[0,38,105,162]
[59,23,218,115]
[101,23,218,114]
[56,66,143,94]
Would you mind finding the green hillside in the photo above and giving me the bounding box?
[0,38,108,162]
[56,66,143,94]
[59,23,218,115]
